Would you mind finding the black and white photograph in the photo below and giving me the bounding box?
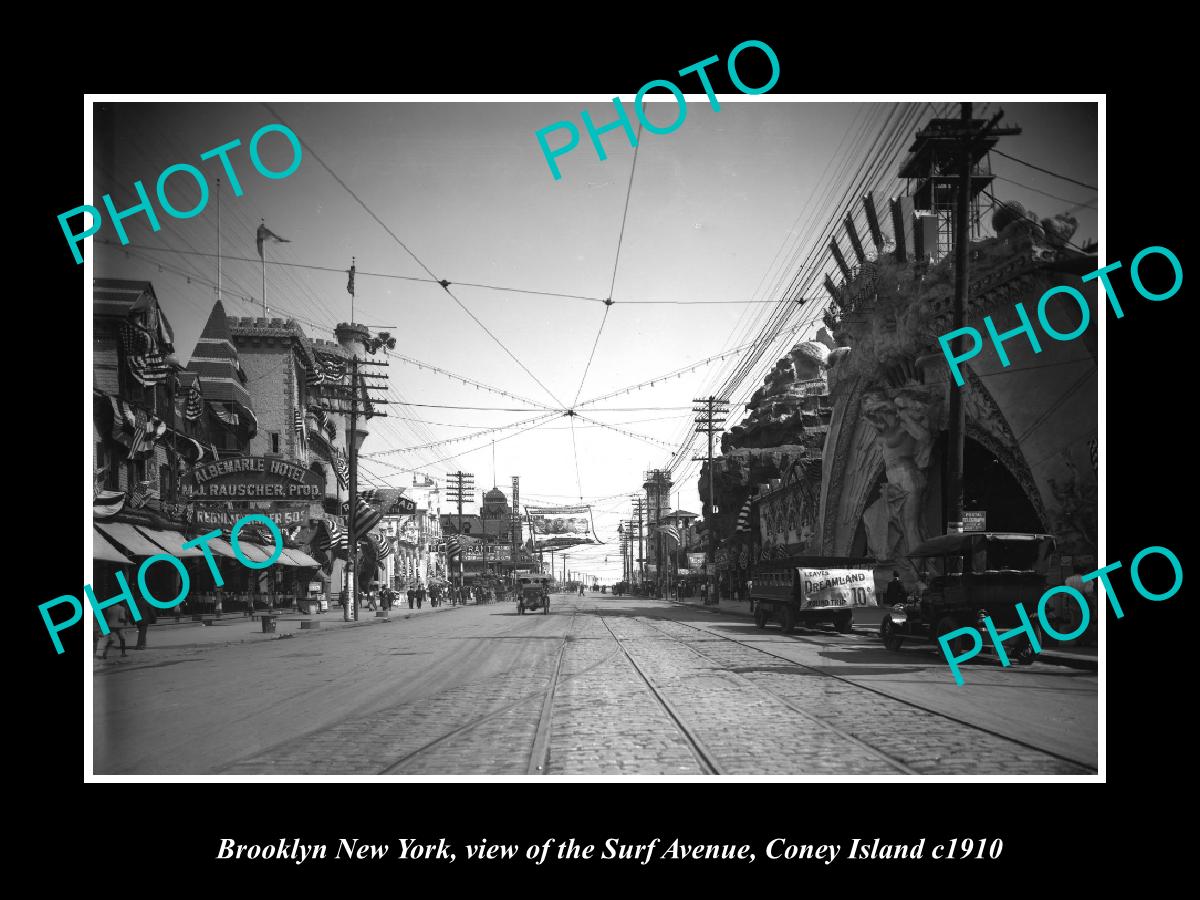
[80,96,1104,778]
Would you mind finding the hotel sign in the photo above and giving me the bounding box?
[183,457,323,501]
[193,506,309,527]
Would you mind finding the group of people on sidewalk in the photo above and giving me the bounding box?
[94,603,153,658]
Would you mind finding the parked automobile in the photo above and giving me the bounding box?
[879,531,1056,664]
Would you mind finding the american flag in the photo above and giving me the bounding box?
[128,352,169,385]
[306,365,325,387]
[317,518,348,553]
[212,405,240,427]
[342,495,382,534]
[332,447,349,489]
[444,535,461,559]
[129,480,158,509]
[656,524,681,545]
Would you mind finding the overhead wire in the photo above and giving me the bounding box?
[261,102,566,411]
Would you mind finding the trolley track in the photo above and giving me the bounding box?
[646,613,1097,773]
[594,611,724,775]
[378,606,585,775]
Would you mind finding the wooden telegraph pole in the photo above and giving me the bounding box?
[937,103,1021,533]
[693,396,729,604]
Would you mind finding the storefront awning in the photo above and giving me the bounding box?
[95,522,170,558]
[93,527,134,564]
[278,548,321,567]
[132,526,206,558]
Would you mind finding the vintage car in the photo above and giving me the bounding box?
[516,574,551,615]
[879,531,1056,661]
[751,555,877,634]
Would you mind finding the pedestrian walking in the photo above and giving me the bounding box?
[135,602,157,650]
[407,586,416,609]
[884,571,907,606]
[416,584,427,609]
[98,602,129,659]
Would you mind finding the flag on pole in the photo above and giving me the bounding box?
[347,260,356,296]
[256,223,290,259]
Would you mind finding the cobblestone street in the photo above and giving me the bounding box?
[94,594,1097,775]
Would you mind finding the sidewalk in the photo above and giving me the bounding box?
[92,601,465,665]
[667,597,1098,671]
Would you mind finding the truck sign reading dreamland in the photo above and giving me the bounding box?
[797,568,876,609]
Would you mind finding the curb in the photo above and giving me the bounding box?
[667,600,1098,672]
[92,602,471,665]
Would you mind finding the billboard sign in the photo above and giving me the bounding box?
[526,505,594,548]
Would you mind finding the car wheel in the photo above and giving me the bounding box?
[934,616,970,657]
[881,618,904,651]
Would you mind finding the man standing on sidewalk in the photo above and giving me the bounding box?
[135,603,157,650]
[407,585,416,609]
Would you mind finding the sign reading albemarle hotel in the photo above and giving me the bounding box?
[181,457,323,527]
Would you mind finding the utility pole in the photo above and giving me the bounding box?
[323,350,391,622]
[446,471,474,587]
[693,396,729,604]
[933,103,1021,534]
[632,496,646,588]
[510,476,520,565]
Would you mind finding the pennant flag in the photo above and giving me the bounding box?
[736,498,752,532]
[184,383,204,421]
[256,223,290,259]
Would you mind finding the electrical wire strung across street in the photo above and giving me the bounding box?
[360,411,561,457]
[573,412,679,452]
[383,350,558,412]
[572,121,643,409]
[261,103,567,411]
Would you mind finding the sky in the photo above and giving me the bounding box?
[91,98,1098,582]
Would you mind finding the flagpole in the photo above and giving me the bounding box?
[262,235,267,318]
[216,178,222,305]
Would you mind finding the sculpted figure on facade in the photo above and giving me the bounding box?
[859,385,942,562]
